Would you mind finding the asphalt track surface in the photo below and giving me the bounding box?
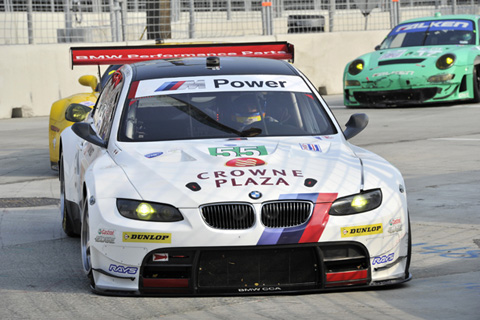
[0,96,479,320]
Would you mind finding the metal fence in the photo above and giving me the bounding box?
[0,0,479,45]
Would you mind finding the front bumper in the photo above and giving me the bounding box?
[91,242,410,296]
[344,66,473,106]
[349,87,441,106]
[87,193,410,296]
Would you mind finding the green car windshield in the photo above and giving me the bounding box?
[380,19,476,49]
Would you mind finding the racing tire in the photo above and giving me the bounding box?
[405,216,412,279]
[60,154,77,237]
[472,66,480,103]
[345,103,369,109]
[81,197,95,288]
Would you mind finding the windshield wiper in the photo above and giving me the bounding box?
[169,97,263,137]
[421,22,433,46]
[239,127,262,137]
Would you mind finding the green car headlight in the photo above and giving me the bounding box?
[345,80,361,86]
[436,54,456,70]
[427,74,455,83]
[329,189,382,215]
[348,59,364,76]
[117,199,184,222]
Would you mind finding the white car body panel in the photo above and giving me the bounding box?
[60,55,410,295]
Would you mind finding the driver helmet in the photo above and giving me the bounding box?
[233,95,264,125]
[461,32,472,42]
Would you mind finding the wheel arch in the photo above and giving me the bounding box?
[58,138,64,174]
[472,62,480,102]
[473,56,480,66]
[82,183,89,206]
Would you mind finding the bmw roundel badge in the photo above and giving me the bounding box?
[249,191,262,200]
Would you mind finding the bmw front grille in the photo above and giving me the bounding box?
[201,201,312,230]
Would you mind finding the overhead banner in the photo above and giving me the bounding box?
[70,42,294,67]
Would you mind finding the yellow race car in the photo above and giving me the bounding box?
[48,65,119,170]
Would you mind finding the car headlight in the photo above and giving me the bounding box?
[348,59,364,76]
[345,80,361,86]
[436,54,455,70]
[427,74,455,82]
[117,199,184,222]
[329,189,382,215]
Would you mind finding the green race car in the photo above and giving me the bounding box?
[344,13,480,107]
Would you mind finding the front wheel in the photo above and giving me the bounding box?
[472,66,480,103]
[405,216,412,279]
[81,197,95,288]
[60,154,77,237]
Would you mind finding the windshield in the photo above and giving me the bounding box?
[380,19,475,49]
[118,83,336,142]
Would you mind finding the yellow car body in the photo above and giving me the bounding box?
[49,65,120,170]
[49,75,98,170]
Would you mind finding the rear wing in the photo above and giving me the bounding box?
[70,42,294,68]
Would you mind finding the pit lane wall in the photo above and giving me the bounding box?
[0,31,386,119]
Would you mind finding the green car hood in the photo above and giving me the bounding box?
[361,45,476,72]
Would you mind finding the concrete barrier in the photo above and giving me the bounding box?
[0,31,387,119]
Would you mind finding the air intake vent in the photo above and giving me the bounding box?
[261,201,312,228]
[201,203,255,230]
[378,58,425,66]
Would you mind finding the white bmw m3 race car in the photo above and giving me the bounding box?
[60,42,411,295]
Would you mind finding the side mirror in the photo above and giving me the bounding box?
[78,75,98,92]
[344,113,369,140]
[65,103,92,123]
[374,45,381,51]
[71,122,107,148]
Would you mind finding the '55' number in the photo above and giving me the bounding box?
[209,146,268,157]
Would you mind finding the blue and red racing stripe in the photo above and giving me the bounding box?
[155,81,186,91]
[257,192,337,245]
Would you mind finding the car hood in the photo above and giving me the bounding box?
[112,136,362,207]
[361,45,472,70]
